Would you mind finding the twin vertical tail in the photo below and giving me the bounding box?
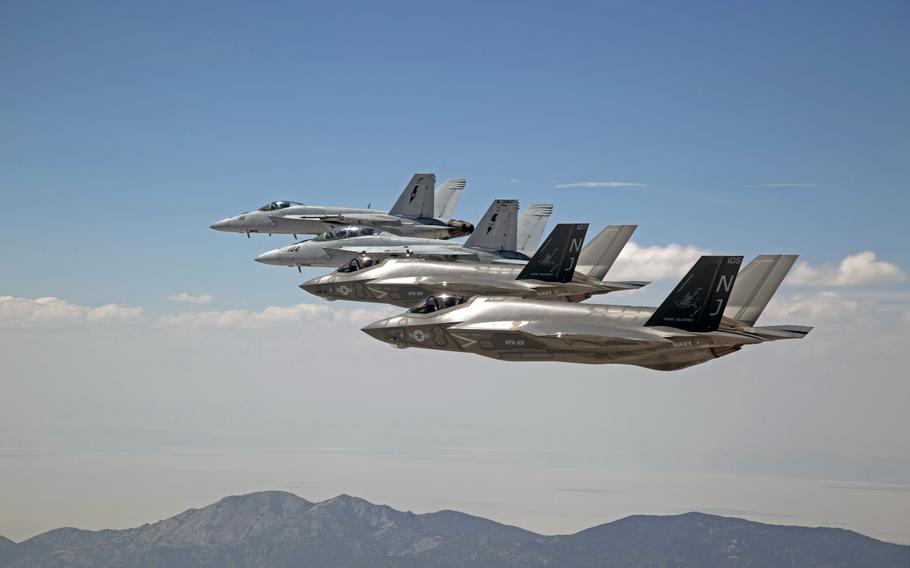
[516,204,554,256]
[575,224,637,280]
[645,256,744,332]
[724,254,798,326]
[464,199,519,252]
[389,173,436,219]
[516,223,589,283]
[433,178,466,219]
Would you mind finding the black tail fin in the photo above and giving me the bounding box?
[645,256,744,332]
[516,223,588,283]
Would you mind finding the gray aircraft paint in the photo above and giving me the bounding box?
[299,224,646,307]
[255,200,555,269]
[210,173,473,239]
[361,255,811,371]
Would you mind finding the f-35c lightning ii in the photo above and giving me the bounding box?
[300,223,645,307]
[361,254,811,371]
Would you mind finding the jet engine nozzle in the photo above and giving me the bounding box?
[447,219,474,237]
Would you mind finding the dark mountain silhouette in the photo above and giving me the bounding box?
[1,491,908,567]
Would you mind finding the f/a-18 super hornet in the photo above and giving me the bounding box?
[361,254,810,371]
[209,174,473,239]
[254,200,555,270]
[300,223,645,307]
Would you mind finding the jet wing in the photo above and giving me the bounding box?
[275,213,405,227]
[367,276,520,298]
[446,320,659,350]
[325,244,478,258]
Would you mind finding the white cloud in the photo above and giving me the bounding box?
[788,252,906,286]
[0,296,143,326]
[608,241,711,280]
[744,183,816,189]
[764,291,860,323]
[159,303,394,330]
[167,292,213,304]
[555,181,647,189]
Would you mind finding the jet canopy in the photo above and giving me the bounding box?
[335,255,384,273]
[314,227,380,241]
[408,294,469,314]
[257,200,303,211]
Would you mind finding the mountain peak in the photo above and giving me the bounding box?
[4,493,909,568]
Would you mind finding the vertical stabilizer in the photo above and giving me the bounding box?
[389,173,436,219]
[464,199,519,252]
[724,254,798,325]
[645,256,744,332]
[433,178,466,219]
[517,204,554,256]
[575,225,637,280]
[516,224,589,283]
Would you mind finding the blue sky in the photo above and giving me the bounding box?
[2,0,910,544]
[2,0,908,309]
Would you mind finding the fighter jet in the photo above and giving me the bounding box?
[254,200,554,270]
[209,174,473,239]
[361,254,811,371]
[299,223,645,307]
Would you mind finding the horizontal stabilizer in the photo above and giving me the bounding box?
[517,224,589,283]
[645,256,744,332]
[749,324,813,341]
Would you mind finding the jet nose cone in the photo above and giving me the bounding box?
[210,218,231,231]
[255,249,283,266]
[299,278,324,296]
[361,317,403,344]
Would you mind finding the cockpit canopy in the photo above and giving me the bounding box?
[257,200,303,211]
[335,255,382,273]
[408,294,469,314]
[314,227,380,241]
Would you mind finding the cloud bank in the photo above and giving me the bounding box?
[159,303,394,330]
[609,242,711,280]
[788,252,906,286]
[167,292,214,304]
[0,296,143,326]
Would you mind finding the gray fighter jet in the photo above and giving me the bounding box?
[300,223,645,307]
[254,200,554,270]
[209,174,473,239]
[361,254,810,371]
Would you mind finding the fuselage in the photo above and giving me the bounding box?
[299,259,637,307]
[361,296,767,370]
[255,232,530,268]
[210,203,376,235]
[210,200,474,239]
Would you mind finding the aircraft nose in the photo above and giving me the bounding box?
[255,249,284,266]
[298,278,325,296]
[361,318,402,343]
[209,218,232,231]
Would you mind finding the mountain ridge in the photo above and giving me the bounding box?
[2,491,908,567]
